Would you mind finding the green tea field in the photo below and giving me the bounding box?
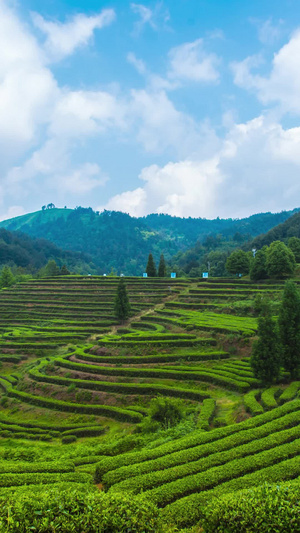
[0,275,299,532]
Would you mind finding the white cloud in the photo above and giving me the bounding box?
[6,139,107,200]
[130,89,219,157]
[50,90,126,138]
[130,2,170,34]
[258,19,282,45]
[0,1,58,159]
[168,39,220,83]
[104,116,300,218]
[232,29,300,115]
[127,52,147,75]
[32,9,116,61]
[131,3,155,30]
[0,206,26,222]
[249,18,282,45]
[102,187,147,217]
[51,163,108,194]
[0,1,123,210]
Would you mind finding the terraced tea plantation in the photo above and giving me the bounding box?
[0,275,299,531]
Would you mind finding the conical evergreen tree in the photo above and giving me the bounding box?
[146,253,156,277]
[278,280,300,378]
[158,254,166,277]
[251,303,281,385]
[60,264,70,275]
[114,278,131,322]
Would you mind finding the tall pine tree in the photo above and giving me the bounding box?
[146,253,157,277]
[114,278,131,322]
[251,304,281,385]
[158,254,166,277]
[278,280,300,378]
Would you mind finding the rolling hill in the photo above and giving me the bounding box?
[0,227,96,273]
[0,206,298,275]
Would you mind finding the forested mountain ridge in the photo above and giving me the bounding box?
[0,227,96,273]
[0,206,299,275]
[246,211,300,250]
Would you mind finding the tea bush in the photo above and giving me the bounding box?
[202,480,300,532]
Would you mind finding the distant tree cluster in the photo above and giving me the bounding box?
[226,240,298,280]
[145,253,167,277]
[39,260,70,278]
[251,281,300,384]
[41,203,56,211]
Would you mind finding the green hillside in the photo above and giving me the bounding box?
[0,206,298,276]
[0,274,299,530]
[248,211,300,249]
[0,226,96,273]
[0,208,73,232]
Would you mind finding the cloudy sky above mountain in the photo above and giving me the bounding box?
[1,0,300,220]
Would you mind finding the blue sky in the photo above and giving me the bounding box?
[1,0,300,221]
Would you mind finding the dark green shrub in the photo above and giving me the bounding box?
[61,435,77,444]
[149,397,185,430]
[0,396,8,407]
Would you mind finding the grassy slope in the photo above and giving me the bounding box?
[0,208,73,231]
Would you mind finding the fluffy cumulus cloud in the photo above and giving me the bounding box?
[168,39,220,83]
[0,2,57,156]
[0,1,118,216]
[105,115,300,218]
[1,0,300,222]
[32,9,116,62]
[129,89,215,156]
[232,29,300,115]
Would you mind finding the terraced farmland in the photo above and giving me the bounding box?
[0,274,299,531]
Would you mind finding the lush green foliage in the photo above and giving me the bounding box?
[0,486,161,533]
[250,248,268,280]
[158,253,166,277]
[198,398,216,430]
[266,241,296,278]
[278,280,300,378]
[288,236,300,261]
[202,481,300,533]
[250,210,300,250]
[95,400,300,479]
[1,206,298,276]
[251,306,281,384]
[226,250,250,276]
[0,227,93,273]
[243,390,264,415]
[149,397,185,430]
[146,253,157,277]
[114,278,131,321]
[0,273,300,532]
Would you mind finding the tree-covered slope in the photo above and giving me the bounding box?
[0,206,298,275]
[0,227,95,273]
[248,211,300,250]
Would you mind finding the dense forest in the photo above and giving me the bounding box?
[246,211,300,250]
[0,227,95,274]
[0,207,298,276]
[169,212,300,277]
